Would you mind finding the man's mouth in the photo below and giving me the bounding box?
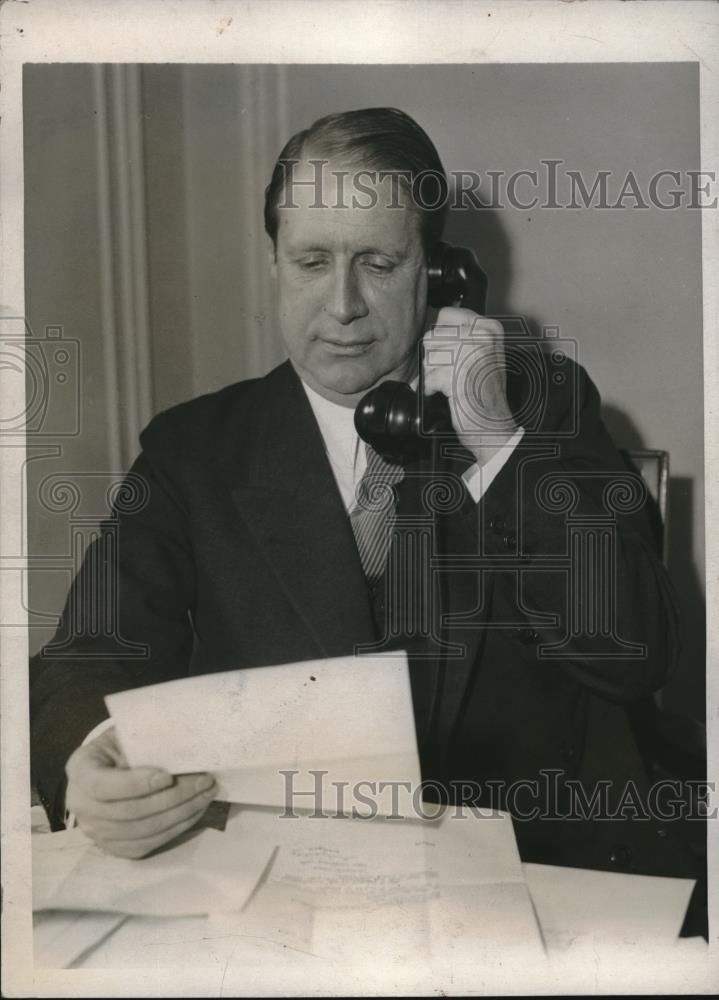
[321,338,374,356]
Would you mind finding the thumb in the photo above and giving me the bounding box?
[67,739,174,802]
[86,724,130,767]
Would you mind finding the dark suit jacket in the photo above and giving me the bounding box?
[30,354,697,878]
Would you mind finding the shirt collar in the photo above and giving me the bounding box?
[301,375,421,458]
[301,379,359,466]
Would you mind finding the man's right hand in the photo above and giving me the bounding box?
[65,726,217,859]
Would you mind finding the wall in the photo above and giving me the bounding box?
[23,63,705,718]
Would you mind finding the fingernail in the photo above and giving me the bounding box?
[150,771,172,791]
[195,775,215,794]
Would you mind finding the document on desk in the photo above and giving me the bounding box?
[225,805,544,963]
[106,652,422,816]
[229,806,438,909]
[32,825,274,917]
[227,805,531,902]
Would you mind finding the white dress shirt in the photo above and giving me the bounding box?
[301,379,524,510]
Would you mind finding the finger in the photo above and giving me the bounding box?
[71,726,134,775]
[65,732,120,774]
[423,321,504,394]
[69,771,215,819]
[80,782,216,842]
[422,364,452,399]
[433,306,476,329]
[75,774,216,824]
[422,335,458,397]
[428,311,503,344]
[67,757,176,803]
[92,726,130,768]
[97,809,210,860]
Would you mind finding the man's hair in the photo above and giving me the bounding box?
[263,107,449,253]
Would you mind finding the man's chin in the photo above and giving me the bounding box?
[306,359,384,401]
[294,350,415,405]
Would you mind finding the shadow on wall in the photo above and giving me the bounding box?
[446,198,705,724]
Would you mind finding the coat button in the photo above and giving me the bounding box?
[489,516,505,533]
[518,628,539,645]
[609,844,633,866]
[503,533,517,549]
[560,742,575,762]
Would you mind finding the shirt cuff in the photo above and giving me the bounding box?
[461,426,525,504]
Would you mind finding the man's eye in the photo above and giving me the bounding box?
[362,257,394,274]
[297,258,328,271]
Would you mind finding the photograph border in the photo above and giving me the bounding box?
[1,1,717,995]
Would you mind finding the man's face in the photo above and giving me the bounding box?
[271,158,428,403]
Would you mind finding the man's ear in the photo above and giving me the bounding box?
[267,237,278,278]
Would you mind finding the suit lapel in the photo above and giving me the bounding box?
[229,362,377,658]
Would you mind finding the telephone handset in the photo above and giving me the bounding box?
[354,242,488,459]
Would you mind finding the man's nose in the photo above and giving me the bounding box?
[325,264,369,325]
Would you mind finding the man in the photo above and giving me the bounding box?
[30,108,694,875]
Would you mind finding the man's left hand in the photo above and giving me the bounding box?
[423,307,518,467]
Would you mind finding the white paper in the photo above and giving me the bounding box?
[421,806,527,886]
[106,653,422,816]
[523,862,696,949]
[33,911,128,969]
[32,826,274,916]
[428,883,546,967]
[227,805,531,900]
[225,804,544,963]
[228,805,436,909]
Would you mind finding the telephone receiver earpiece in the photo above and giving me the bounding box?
[355,242,488,459]
[426,241,488,316]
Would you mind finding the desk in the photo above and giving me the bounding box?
[32,806,711,995]
[32,871,712,995]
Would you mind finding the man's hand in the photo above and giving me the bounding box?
[65,726,217,859]
[423,306,518,467]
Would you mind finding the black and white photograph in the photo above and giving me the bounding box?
[1,1,717,995]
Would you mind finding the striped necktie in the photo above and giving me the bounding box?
[350,443,405,584]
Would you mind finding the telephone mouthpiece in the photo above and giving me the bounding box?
[354,381,419,460]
